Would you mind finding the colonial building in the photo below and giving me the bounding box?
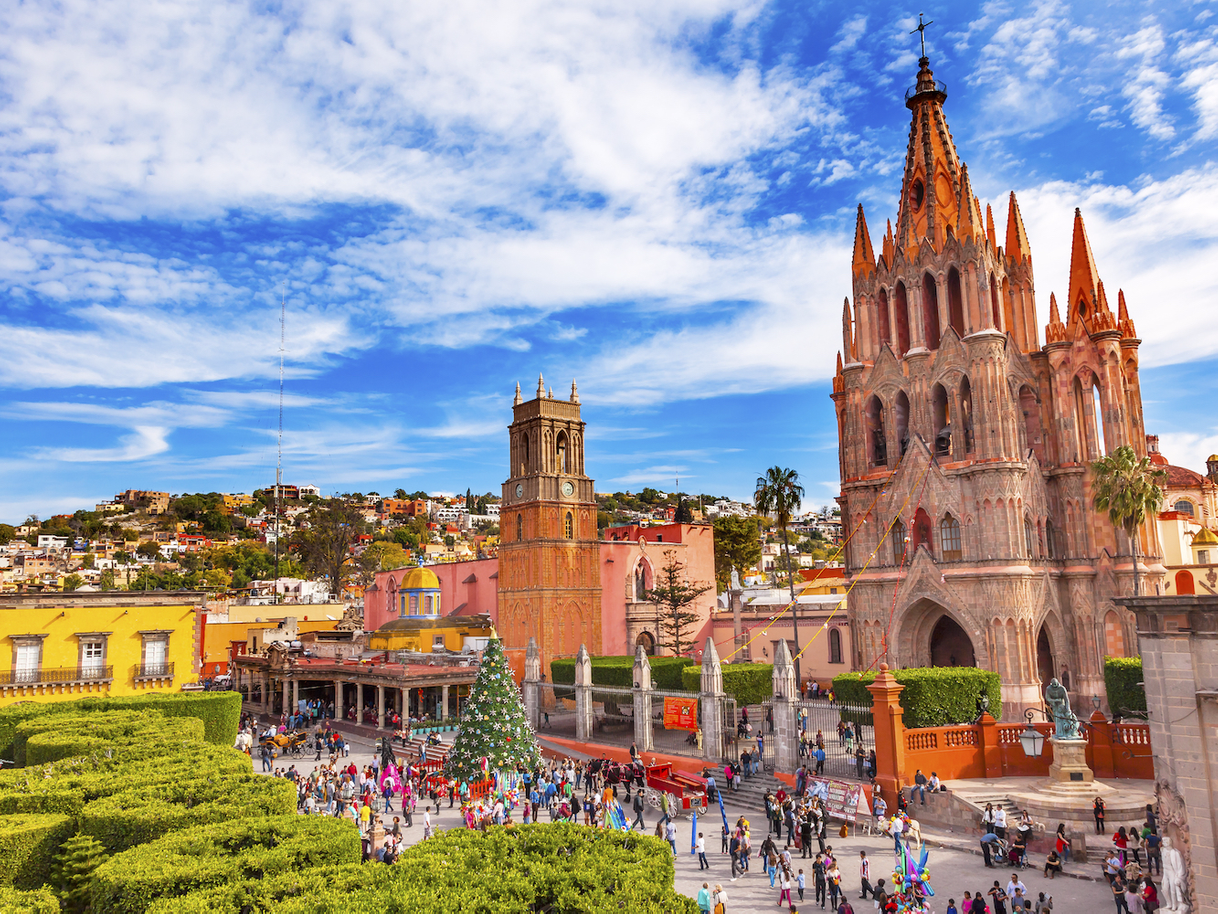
[832,53,1159,713]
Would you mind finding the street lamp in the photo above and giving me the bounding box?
[1019,709,1046,758]
[1092,695,1102,711]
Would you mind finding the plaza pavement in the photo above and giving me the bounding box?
[251,719,1119,912]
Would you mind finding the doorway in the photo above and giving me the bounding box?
[929,615,975,668]
[1036,627,1055,690]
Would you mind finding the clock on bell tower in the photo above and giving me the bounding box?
[497,375,602,672]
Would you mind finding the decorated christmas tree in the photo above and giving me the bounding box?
[444,638,543,782]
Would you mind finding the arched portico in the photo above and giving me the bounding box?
[895,598,987,671]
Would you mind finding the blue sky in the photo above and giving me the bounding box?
[2,0,1218,522]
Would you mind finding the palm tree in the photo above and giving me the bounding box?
[754,466,806,684]
[1091,445,1167,597]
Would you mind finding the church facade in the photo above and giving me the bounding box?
[832,54,1160,713]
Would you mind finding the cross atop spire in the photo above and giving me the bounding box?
[911,12,933,60]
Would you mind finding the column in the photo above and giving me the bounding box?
[400,688,408,723]
[441,685,450,721]
[772,640,798,773]
[376,685,386,729]
[865,663,907,811]
[632,644,654,753]
[262,674,271,713]
[334,680,344,721]
[356,683,365,724]
[291,678,299,712]
[281,678,289,716]
[522,637,541,729]
[700,637,724,764]
[574,644,593,743]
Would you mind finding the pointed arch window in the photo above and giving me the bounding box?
[516,513,523,542]
[1045,520,1057,559]
[891,520,907,566]
[940,515,962,561]
[829,628,843,664]
[960,376,975,454]
[1024,517,1036,558]
[922,272,941,349]
[877,289,891,347]
[564,511,574,539]
[947,267,965,337]
[634,562,647,601]
[894,283,911,356]
[895,391,910,457]
[865,395,887,468]
[556,431,569,474]
[931,384,951,457]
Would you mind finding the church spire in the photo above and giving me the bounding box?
[897,51,959,253]
[955,164,984,243]
[1045,292,1066,344]
[852,205,876,277]
[881,219,895,269]
[537,373,545,399]
[985,204,997,250]
[1004,192,1032,264]
[1067,208,1101,329]
[570,380,579,403]
[842,297,856,361]
[1117,289,1137,339]
[513,382,522,406]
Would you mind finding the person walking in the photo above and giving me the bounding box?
[827,860,843,909]
[631,792,646,831]
[1094,797,1107,835]
[859,850,874,900]
[813,852,827,908]
[711,884,728,914]
[778,864,794,907]
[697,882,712,914]
[697,832,709,870]
[988,881,1009,914]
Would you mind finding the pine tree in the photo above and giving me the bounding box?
[444,638,542,783]
[52,832,106,913]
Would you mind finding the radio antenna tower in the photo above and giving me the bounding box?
[273,282,285,604]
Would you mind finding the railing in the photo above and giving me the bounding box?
[0,666,114,686]
[905,79,948,101]
[134,662,174,680]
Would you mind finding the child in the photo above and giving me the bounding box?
[697,832,709,870]
[947,900,958,914]
[722,824,730,854]
[797,868,806,901]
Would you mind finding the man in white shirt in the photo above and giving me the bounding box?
[994,806,1008,839]
[1007,874,1027,900]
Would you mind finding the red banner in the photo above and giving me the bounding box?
[805,777,867,823]
[663,697,698,731]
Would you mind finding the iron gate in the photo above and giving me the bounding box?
[795,697,873,780]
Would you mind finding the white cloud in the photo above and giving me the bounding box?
[31,426,171,463]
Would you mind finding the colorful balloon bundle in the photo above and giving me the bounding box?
[889,833,934,913]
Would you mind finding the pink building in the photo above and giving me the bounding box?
[364,522,717,659]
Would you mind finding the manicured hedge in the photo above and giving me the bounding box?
[832,668,1003,728]
[16,713,205,766]
[90,815,361,914]
[0,885,58,914]
[0,813,74,889]
[0,692,239,760]
[146,823,698,914]
[681,662,773,706]
[550,655,696,691]
[1104,656,1147,716]
[81,774,298,853]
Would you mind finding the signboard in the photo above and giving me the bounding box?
[804,776,867,823]
[663,697,698,731]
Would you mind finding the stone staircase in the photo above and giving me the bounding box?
[715,771,789,816]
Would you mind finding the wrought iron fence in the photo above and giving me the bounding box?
[0,666,113,686]
[134,662,174,680]
[794,697,874,780]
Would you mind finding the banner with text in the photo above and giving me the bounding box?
[804,776,866,823]
[663,697,699,731]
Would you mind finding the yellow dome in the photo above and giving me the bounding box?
[1208,453,1218,463]
[1193,527,1218,546]
[400,566,441,590]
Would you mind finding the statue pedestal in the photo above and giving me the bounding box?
[1046,737,1093,791]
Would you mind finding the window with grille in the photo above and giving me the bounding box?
[940,516,962,561]
[1174,500,1195,517]
[143,638,168,676]
[81,642,104,677]
[14,642,41,683]
[564,511,574,539]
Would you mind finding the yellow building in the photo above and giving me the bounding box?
[366,614,493,653]
[0,591,200,705]
[201,615,345,676]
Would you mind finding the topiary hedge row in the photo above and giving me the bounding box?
[0,813,75,889]
[550,655,697,691]
[0,885,58,914]
[142,823,698,914]
[0,692,239,760]
[1104,656,1147,717]
[80,774,298,853]
[14,713,205,767]
[90,815,361,914]
[681,662,773,706]
[832,668,1003,728]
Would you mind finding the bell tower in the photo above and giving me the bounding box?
[498,375,602,672]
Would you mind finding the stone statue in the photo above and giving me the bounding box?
[730,565,741,590]
[1044,678,1081,740]
[1161,836,1189,913]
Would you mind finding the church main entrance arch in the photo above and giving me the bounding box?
[1036,625,1055,690]
[929,615,975,668]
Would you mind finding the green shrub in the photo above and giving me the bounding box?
[0,885,58,914]
[1104,656,1147,717]
[0,813,74,889]
[81,774,297,853]
[51,832,107,914]
[91,815,360,914]
[147,824,699,914]
[0,692,240,760]
[832,668,1003,728]
[13,711,204,766]
[550,655,696,691]
[680,662,773,705]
